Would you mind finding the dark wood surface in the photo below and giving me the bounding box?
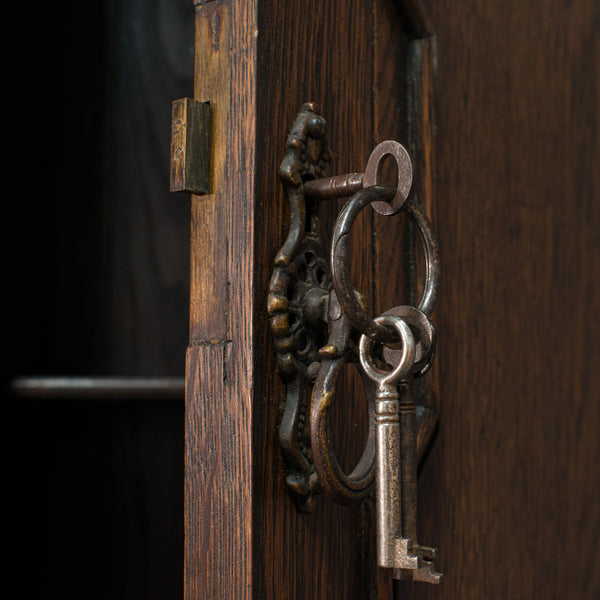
[255,1,373,599]
[186,0,600,599]
[185,1,381,597]
[9,0,595,597]
[254,0,378,597]
[401,1,600,598]
[186,2,256,598]
[185,0,440,598]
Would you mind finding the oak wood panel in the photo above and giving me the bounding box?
[186,1,445,598]
[185,0,386,598]
[373,0,411,315]
[401,1,600,598]
[186,343,248,598]
[186,2,256,599]
[189,0,232,341]
[187,1,600,599]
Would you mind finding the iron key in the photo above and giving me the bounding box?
[359,314,442,584]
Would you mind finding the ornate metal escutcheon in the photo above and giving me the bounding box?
[267,103,334,513]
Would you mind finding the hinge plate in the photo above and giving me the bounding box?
[170,98,210,195]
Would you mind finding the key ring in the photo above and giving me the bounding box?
[310,295,435,505]
[331,185,440,344]
[363,140,413,216]
[380,305,437,379]
[359,315,416,386]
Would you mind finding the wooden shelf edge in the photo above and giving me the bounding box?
[9,376,185,402]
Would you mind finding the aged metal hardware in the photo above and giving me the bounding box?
[301,139,412,210]
[310,290,378,505]
[268,105,442,585]
[330,183,440,344]
[170,98,210,194]
[359,314,442,583]
[267,103,419,511]
[309,298,438,506]
[267,102,333,512]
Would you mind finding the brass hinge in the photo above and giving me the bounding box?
[170,98,210,195]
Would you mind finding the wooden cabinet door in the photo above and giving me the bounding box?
[184,1,600,598]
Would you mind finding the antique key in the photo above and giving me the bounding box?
[359,313,442,584]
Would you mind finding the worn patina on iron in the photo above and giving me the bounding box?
[268,104,442,574]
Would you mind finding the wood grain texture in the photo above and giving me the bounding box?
[186,1,256,599]
[189,0,232,342]
[187,0,600,598]
[373,5,441,596]
[186,0,382,598]
[400,1,600,598]
[185,343,251,598]
[253,1,378,598]
[186,0,443,598]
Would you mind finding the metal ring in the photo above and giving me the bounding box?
[310,313,434,505]
[363,140,413,215]
[310,351,378,504]
[359,315,415,386]
[330,185,440,344]
[380,306,437,378]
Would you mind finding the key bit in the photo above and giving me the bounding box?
[394,544,442,583]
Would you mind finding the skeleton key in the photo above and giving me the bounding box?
[359,314,442,584]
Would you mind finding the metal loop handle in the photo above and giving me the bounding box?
[330,185,441,344]
[310,352,378,504]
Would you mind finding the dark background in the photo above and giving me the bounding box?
[4,1,193,597]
